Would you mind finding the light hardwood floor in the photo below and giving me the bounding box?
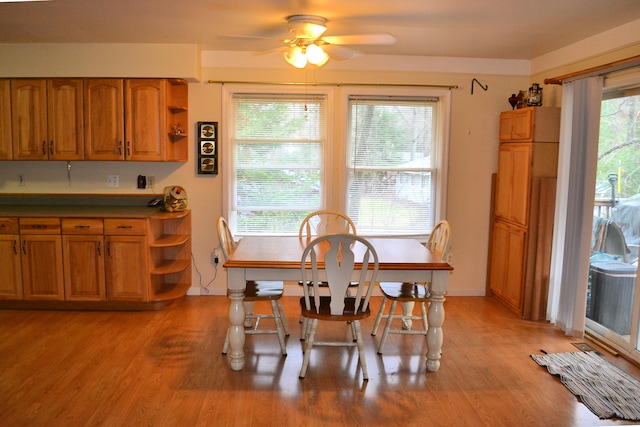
[1,295,639,427]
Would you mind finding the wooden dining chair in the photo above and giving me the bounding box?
[298,210,358,336]
[216,217,289,356]
[299,233,379,380]
[298,209,357,240]
[371,220,451,354]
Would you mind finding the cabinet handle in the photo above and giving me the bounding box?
[116,225,133,229]
[41,141,47,155]
[49,140,54,155]
[117,141,122,155]
[106,241,111,256]
[74,225,90,229]
[31,224,48,229]
[126,141,131,157]
[22,240,26,255]
[0,224,5,229]
[13,240,18,255]
[97,241,102,256]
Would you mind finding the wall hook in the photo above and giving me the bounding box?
[471,78,488,95]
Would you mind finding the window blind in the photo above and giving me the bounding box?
[346,96,438,235]
[230,93,326,234]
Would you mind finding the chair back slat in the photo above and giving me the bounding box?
[301,233,379,316]
[299,210,357,239]
[426,220,451,259]
[216,217,236,261]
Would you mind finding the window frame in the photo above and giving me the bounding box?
[221,84,451,239]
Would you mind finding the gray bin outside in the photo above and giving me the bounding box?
[587,261,637,335]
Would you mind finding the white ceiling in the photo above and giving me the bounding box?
[1,0,639,60]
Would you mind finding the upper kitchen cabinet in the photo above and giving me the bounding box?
[11,79,84,160]
[166,79,189,162]
[85,78,187,162]
[125,79,165,161]
[84,79,125,161]
[0,80,11,160]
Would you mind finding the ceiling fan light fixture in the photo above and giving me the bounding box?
[306,43,329,66]
[283,46,307,69]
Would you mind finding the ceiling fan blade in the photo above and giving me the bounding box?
[321,33,397,46]
[252,45,286,56]
[323,44,359,60]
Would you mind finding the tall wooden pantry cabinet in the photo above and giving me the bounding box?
[489,107,561,320]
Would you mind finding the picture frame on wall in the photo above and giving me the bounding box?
[197,121,218,175]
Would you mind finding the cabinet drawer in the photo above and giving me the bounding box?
[104,219,147,235]
[19,218,61,234]
[0,217,19,234]
[62,218,104,235]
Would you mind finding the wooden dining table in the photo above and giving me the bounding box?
[223,235,453,372]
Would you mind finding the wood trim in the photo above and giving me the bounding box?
[544,54,640,85]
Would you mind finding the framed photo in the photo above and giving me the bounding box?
[200,157,216,173]
[200,140,215,156]
[197,121,219,175]
[200,122,216,139]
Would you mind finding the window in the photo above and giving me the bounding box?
[346,95,443,236]
[225,90,329,235]
[223,85,450,238]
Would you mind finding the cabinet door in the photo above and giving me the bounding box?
[510,109,534,141]
[125,79,165,161]
[63,235,106,301]
[47,79,84,160]
[0,235,23,300]
[85,79,125,160]
[21,235,65,300]
[495,143,532,226]
[0,80,11,160]
[105,235,148,301]
[11,79,48,160]
[490,220,526,312]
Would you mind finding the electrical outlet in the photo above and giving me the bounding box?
[212,248,220,265]
[147,176,155,188]
[107,175,119,187]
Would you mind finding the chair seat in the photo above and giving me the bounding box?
[379,282,430,302]
[244,281,284,301]
[300,296,370,321]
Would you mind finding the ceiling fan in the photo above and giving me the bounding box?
[256,14,397,68]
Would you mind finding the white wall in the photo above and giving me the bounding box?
[1,27,637,297]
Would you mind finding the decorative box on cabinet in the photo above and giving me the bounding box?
[11,79,84,160]
[489,107,560,319]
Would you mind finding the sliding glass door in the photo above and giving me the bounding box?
[585,84,640,363]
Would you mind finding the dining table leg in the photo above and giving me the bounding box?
[227,269,247,370]
[426,270,449,372]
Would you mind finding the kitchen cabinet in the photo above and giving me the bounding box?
[85,78,188,161]
[148,210,191,301]
[11,79,84,160]
[19,218,65,301]
[0,218,22,300]
[125,79,166,161]
[489,107,560,319]
[105,219,149,301]
[84,79,125,160]
[62,218,105,301]
[0,79,11,160]
[0,204,191,310]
